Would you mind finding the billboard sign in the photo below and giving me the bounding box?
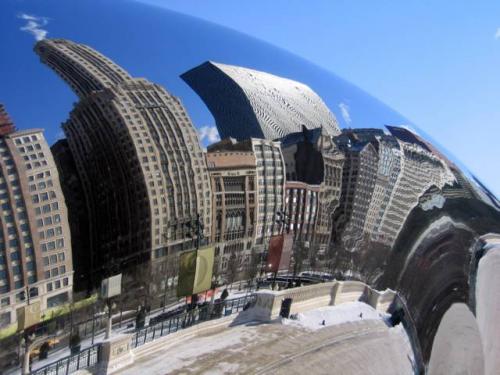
[267,234,293,272]
[279,233,293,270]
[100,273,122,299]
[177,247,215,297]
[17,301,41,331]
[193,246,215,294]
[267,235,284,273]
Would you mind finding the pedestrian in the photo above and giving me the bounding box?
[359,312,363,319]
[321,320,326,326]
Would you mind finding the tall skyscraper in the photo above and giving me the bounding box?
[51,139,90,292]
[0,114,73,328]
[333,133,379,250]
[0,104,16,136]
[35,39,212,286]
[280,127,344,260]
[207,138,285,255]
[181,61,340,141]
[206,142,257,278]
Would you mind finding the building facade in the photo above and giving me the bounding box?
[0,104,16,136]
[280,127,344,260]
[0,127,73,328]
[51,139,90,292]
[252,139,286,252]
[207,137,285,272]
[206,143,256,277]
[284,181,319,244]
[181,61,340,141]
[333,134,379,250]
[35,39,211,286]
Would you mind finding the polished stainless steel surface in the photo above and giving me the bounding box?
[1,0,499,368]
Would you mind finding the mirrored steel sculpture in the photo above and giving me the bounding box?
[2,0,499,371]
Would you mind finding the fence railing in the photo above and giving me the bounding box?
[131,295,255,349]
[28,295,255,375]
[30,344,100,375]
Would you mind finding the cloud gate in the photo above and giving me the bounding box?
[1,1,500,373]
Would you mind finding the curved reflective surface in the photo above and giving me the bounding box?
[1,0,499,369]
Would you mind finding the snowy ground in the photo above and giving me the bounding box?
[117,301,416,375]
[4,286,255,374]
[281,301,388,331]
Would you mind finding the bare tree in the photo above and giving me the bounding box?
[225,251,239,286]
[292,241,308,276]
[245,248,260,286]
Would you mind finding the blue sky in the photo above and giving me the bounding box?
[140,0,500,196]
[0,0,498,196]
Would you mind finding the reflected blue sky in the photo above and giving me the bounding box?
[0,0,497,196]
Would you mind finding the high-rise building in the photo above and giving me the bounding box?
[372,127,455,245]
[35,39,212,286]
[51,139,90,292]
[0,123,73,328]
[207,137,285,256]
[0,105,16,136]
[280,127,344,259]
[284,181,319,244]
[181,61,340,141]
[333,133,379,250]
[206,142,257,278]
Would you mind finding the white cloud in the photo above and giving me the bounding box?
[18,13,49,41]
[55,130,65,140]
[495,28,500,39]
[198,125,220,144]
[338,102,351,124]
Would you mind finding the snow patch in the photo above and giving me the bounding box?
[281,301,387,331]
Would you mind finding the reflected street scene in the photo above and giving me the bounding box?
[0,1,499,374]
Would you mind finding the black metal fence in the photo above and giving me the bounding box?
[131,295,255,349]
[28,295,255,375]
[30,344,100,375]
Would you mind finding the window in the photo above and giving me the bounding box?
[47,292,68,307]
[47,283,52,292]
